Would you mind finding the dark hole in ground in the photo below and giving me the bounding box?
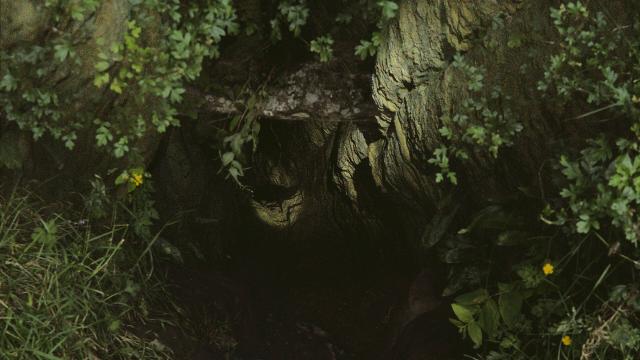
[150,120,467,360]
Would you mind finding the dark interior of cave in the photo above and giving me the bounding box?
[144,115,467,359]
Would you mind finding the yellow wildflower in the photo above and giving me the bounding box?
[542,262,554,276]
[131,172,144,187]
[561,335,572,346]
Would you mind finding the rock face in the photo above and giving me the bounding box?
[244,0,636,243]
[0,0,570,236]
[369,0,515,200]
[359,0,549,238]
[211,0,564,243]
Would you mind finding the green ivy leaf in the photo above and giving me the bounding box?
[94,73,110,87]
[0,73,18,91]
[53,44,71,62]
[310,35,334,63]
[221,152,235,166]
[96,125,113,147]
[95,61,110,72]
[499,291,523,327]
[452,303,476,323]
[479,298,499,337]
[455,289,489,306]
[355,40,376,60]
[378,1,399,20]
[115,171,130,186]
[110,79,124,94]
[468,321,483,348]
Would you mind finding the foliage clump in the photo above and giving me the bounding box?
[432,2,640,359]
[0,0,238,163]
[539,2,640,245]
[269,0,399,63]
[429,54,523,185]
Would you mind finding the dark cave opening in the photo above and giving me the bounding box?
[147,116,463,360]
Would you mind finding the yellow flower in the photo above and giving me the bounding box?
[542,262,554,276]
[561,335,572,346]
[130,173,144,187]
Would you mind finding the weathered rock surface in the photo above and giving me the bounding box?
[199,0,566,241]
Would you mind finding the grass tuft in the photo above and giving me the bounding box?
[0,190,173,359]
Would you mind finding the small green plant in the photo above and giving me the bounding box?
[355,1,398,60]
[354,32,383,60]
[267,0,399,62]
[310,35,334,63]
[429,54,523,185]
[109,167,157,240]
[218,87,265,186]
[273,0,310,38]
